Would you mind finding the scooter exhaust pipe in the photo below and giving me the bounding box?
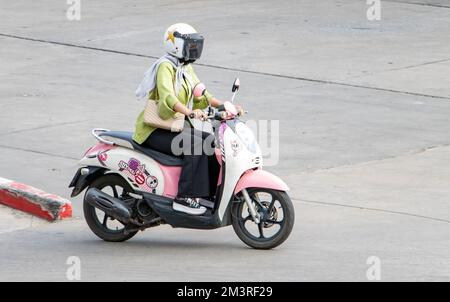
[85,188,131,223]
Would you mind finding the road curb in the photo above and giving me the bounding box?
[0,177,72,221]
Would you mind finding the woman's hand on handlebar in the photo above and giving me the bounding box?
[235,104,244,116]
[173,101,207,121]
[190,109,208,121]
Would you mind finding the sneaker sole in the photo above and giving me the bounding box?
[173,202,207,215]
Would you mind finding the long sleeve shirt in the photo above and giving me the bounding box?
[133,62,214,144]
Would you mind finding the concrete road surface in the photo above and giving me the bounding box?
[0,0,449,281]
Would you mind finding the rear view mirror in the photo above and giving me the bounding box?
[232,78,240,92]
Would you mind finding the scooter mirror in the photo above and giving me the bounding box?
[232,78,240,92]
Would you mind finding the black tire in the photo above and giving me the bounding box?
[83,174,138,242]
[232,188,294,249]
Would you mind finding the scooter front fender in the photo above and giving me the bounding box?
[234,169,289,194]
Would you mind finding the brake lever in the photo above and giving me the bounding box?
[236,109,248,117]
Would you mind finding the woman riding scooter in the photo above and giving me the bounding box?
[69,25,294,247]
[133,23,240,215]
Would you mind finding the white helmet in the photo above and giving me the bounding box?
[163,23,204,63]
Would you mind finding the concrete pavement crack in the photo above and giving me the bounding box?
[0,144,78,160]
[294,198,450,224]
[0,33,158,59]
[1,33,450,101]
[347,58,450,80]
[0,119,90,137]
[301,143,450,174]
[385,0,450,9]
[410,144,449,155]
[386,58,450,72]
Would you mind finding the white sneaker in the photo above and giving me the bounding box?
[173,198,207,215]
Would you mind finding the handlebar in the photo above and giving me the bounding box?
[190,107,247,122]
[207,109,247,121]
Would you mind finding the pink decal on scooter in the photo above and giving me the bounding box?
[146,175,158,189]
[98,152,108,162]
[219,123,226,141]
[217,165,223,187]
[234,169,289,194]
[85,142,115,158]
[230,140,241,157]
[218,123,227,161]
[159,164,182,198]
[215,148,223,186]
[215,147,222,163]
[118,158,145,176]
[119,158,163,192]
[216,124,227,185]
[128,158,140,171]
[117,158,161,192]
[135,174,145,185]
[118,160,127,171]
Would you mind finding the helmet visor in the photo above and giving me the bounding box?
[174,32,204,61]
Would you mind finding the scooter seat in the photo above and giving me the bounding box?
[99,131,183,167]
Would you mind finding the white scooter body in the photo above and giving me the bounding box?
[71,80,289,228]
[79,143,167,196]
[77,116,273,222]
[69,78,294,248]
[217,121,262,218]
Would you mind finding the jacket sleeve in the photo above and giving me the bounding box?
[189,65,214,110]
[155,62,179,120]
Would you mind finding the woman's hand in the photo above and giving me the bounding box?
[173,101,207,121]
[210,97,244,114]
[191,109,207,121]
[235,104,244,116]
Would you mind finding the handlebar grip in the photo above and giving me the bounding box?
[215,112,228,120]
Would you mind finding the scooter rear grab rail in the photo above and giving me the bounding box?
[91,128,115,145]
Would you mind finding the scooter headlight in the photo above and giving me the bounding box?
[235,122,257,153]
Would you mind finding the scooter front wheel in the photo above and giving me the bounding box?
[232,188,294,249]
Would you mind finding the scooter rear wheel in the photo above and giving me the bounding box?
[232,188,294,249]
[83,174,138,242]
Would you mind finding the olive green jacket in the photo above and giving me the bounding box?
[133,62,213,144]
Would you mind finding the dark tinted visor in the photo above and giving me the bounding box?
[174,32,204,61]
